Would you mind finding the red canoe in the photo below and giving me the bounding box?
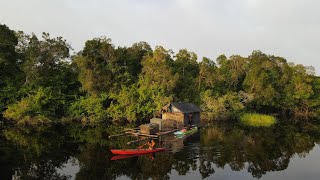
[110,148,165,155]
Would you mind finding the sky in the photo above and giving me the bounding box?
[1,0,319,74]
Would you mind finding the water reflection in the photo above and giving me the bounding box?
[1,121,320,179]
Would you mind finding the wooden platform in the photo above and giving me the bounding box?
[109,128,178,139]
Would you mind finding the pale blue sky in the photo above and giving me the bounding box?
[1,0,319,74]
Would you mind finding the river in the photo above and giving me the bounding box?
[1,121,320,179]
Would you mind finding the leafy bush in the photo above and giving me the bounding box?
[4,88,58,125]
[201,90,253,121]
[107,85,140,122]
[69,94,108,124]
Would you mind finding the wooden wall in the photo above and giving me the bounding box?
[162,112,200,127]
[162,112,184,122]
[162,112,185,129]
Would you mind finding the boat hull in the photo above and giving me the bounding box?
[110,148,165,155]
[111,154,139,160]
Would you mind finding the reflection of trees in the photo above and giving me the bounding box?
[2,122,320,179]
[75,143,110,180]
[171,136,199,176]
[199,122,320,178]
[74,135,200,180]
[16,160,71,180]
[1,125,77,179]
[84,134,201,180]
[74,143,177,180]
[199,159,215,179]
[0,136,22,180]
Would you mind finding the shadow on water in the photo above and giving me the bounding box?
[1,120,320,179]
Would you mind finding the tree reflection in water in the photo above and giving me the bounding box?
[1,121,320,179]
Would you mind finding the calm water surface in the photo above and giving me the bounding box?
[1,121,320,180]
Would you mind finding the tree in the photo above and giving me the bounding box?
[138,46,178,115]
[18,32,71,88]
[216,54,248,93]
[198,57,217,92]
[107,46,178,120]
[0,24,23,114]
[282,64,315,117]
[18,32,79,116]
[242,51,281,110]
[2,31,80,122]
[124,41,152,79]
[173,49,200,102]
[75,37,116,96]
[74,37,134,96]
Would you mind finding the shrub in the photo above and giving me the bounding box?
[201,90,253,121]
[69,94,108,124]
[3,88,57,125]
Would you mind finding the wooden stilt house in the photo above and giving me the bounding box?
[161,102,201,127]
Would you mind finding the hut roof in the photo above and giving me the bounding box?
[164,102,201,113]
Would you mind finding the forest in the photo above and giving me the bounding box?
[1,24,320,126]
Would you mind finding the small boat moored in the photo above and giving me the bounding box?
[174,126,198,137]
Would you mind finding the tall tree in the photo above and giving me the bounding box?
[242,51,281,110]
[122,41,152,78]
[18,32,71,88]
[108,46,178,120]
[173,49,199,102]
[198,57,217,92]
[138,46,178,116]
[0,24,23,113]
[216,54,248,93]
[75,37,114,96]
[75,37,133,96]
[282,64,315,116]
[4,32,78,123]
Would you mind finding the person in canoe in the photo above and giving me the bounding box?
[138,138,155,150]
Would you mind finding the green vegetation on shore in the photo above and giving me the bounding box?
[1,23,320,126]
[240,113,277,127]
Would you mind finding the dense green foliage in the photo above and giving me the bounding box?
[69,94,109,124]
[4,88,59,125]
[0,25,22,114]
[240,113,277,127]
[1,24,320,125]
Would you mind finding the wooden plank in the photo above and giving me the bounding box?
[122,128,139,132]
[156,129,178,136]
[108,133,127,139]
[125,132,139,137]
[110,128,178,139]
[138,133,159,138]
[125,131,159,138]
[126,137,149,145]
